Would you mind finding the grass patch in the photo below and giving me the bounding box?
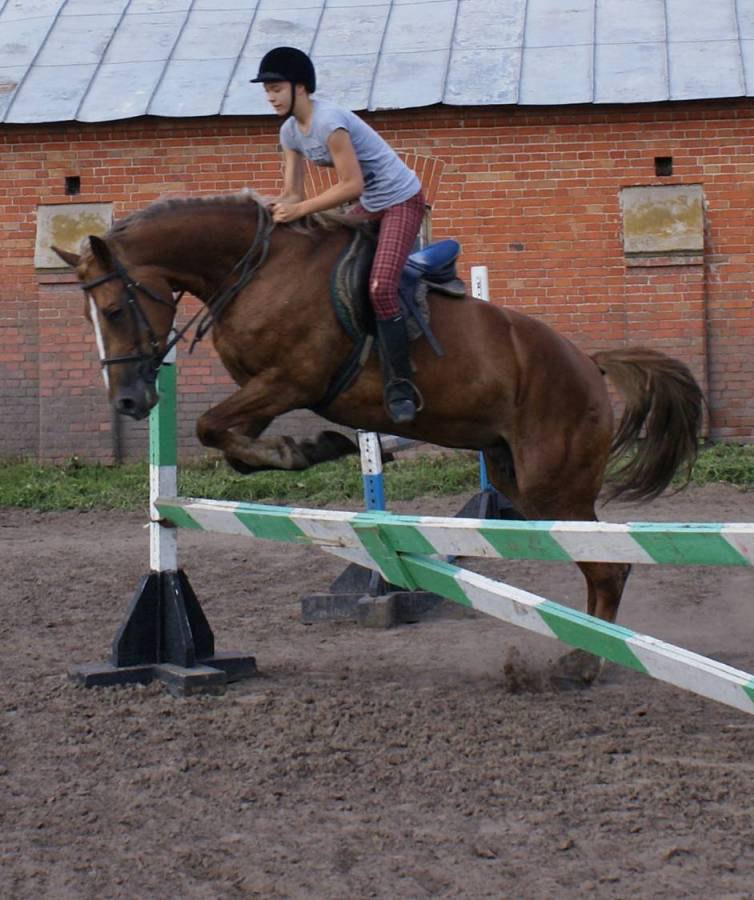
[0,457,152,512]
[0,451,481,512]
[1,443,751,512]
[684,442,754,486]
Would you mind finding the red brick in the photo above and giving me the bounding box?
[1,100,753,458]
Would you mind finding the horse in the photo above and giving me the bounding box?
[53,192,703,679]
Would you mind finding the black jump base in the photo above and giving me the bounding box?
[70,569,256,697]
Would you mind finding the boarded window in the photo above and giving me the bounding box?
[619,185,704,258]
[35,203,113,269]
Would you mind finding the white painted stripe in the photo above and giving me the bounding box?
[150,464,177,571]
[178,500,251,536]
[550,523,656,564]
[454,568,558,639]
[416,521,501,558]
[88,296,109,390]
[290,508,361,547]
[358,431,383,476]
[721,525,754,565]
[629,637,754,713]
[631,632,754,679]
[416,514,489,530]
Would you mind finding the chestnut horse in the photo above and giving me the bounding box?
[53,193,703,651]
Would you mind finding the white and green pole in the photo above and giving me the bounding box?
[149,338,178,573]
[153,497,754,715]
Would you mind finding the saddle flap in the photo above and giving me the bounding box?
[330,232,465,349]
[331,229,376,341]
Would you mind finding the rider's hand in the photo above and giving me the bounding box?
[271,201,304,224]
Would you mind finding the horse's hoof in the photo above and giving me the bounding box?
[320,430,359,456]
[549,649,603,690]
[300,430,359,464]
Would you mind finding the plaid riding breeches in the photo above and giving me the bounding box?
[349,189,426,319]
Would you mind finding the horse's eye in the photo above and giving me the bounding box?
[103,306,123,323]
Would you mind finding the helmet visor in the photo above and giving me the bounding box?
[250,70,288,84]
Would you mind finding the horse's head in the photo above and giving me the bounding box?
[53,235,177,420]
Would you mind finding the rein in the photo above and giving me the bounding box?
[81,202,274,380]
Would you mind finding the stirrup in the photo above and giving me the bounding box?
[387,398,415,424]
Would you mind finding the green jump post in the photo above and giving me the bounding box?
[149,344,178,573]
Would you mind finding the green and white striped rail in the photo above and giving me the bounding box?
[155,498,754,568]
[155,497,754,715]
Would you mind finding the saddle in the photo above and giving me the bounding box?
[331,231,466,353]
[312,230,466,413]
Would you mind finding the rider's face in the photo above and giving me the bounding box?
[264,82,292,116]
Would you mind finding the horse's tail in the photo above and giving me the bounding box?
[592,347,704,503]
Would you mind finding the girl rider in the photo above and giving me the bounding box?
[251,46,425,424]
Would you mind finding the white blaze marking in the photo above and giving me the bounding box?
[88,296,110,390]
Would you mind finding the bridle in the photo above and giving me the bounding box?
[81,202,274,384]
[83,257,176,385]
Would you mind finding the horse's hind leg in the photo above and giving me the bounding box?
[546,559,633,687]
[484,441,632,686]
[578,560,632,623]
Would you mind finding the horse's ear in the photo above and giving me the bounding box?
[88,235,112,268]
[51,245,81,268]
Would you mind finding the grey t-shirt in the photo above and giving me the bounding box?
[280,99,420,212]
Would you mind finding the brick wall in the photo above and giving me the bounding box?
[1,100,752,461]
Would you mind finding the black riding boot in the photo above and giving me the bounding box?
[376,315,420,424]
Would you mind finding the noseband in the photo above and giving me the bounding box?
[81,202,274,383]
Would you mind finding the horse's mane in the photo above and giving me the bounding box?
[107,191,373,241]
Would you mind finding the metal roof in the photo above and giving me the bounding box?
[1,0,753,124]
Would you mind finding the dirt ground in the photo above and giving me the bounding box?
[2,483,753,899]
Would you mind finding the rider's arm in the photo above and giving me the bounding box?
[297,129,364,215]
[276,147,305,204]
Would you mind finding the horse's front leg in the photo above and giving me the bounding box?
[196,376,358,473]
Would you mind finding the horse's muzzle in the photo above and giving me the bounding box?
[113,376,157,420]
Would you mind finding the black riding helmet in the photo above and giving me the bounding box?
[251,47,316,116]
